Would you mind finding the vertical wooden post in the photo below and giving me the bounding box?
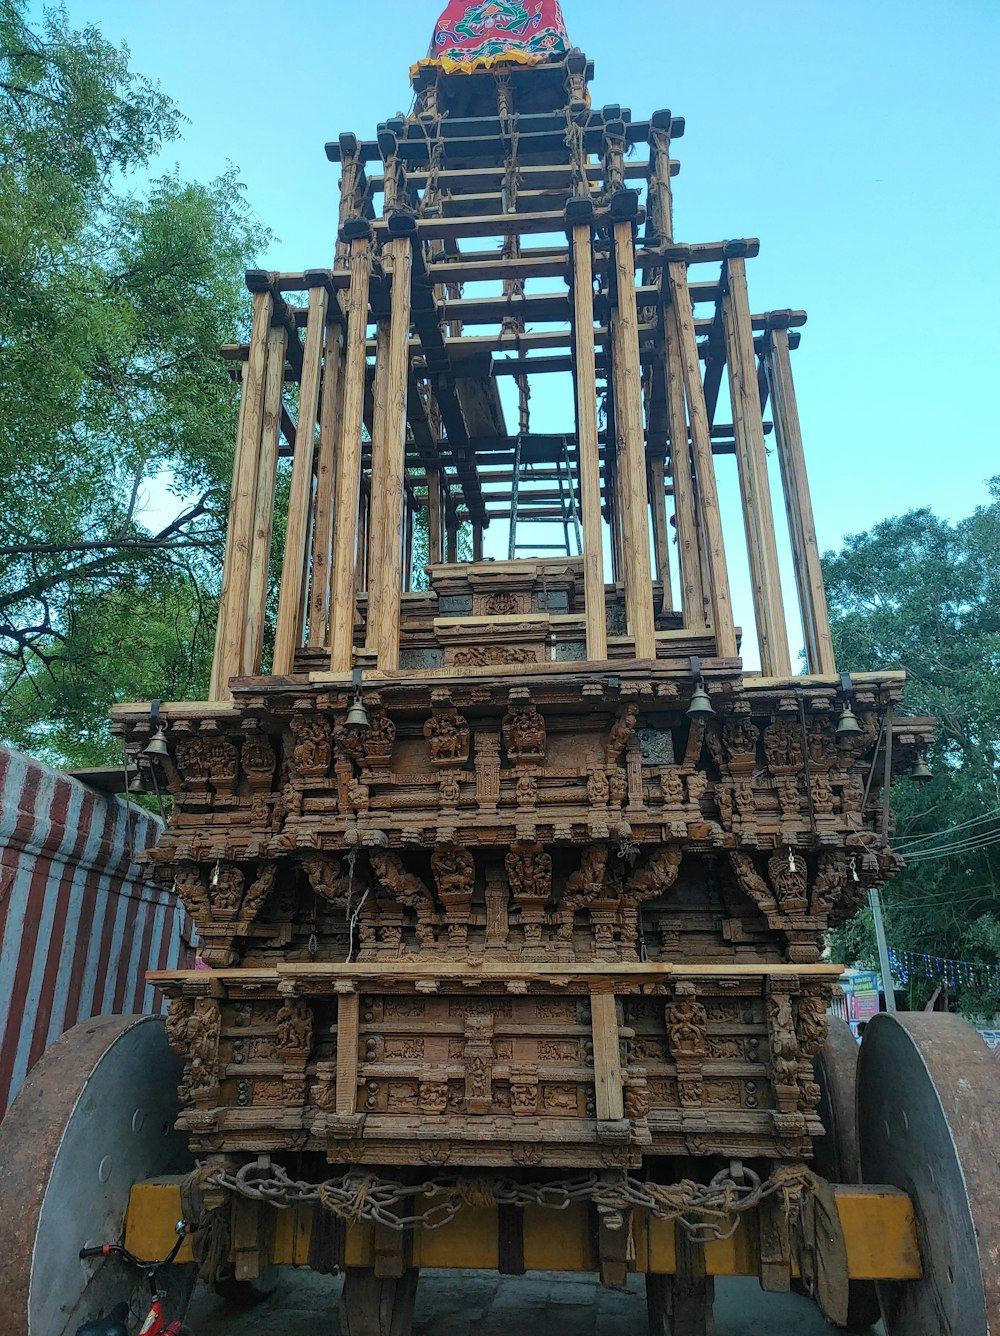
[647,111,674,244]
[722,254,791,676]
[365,320,392,653]
[472,521,483,562]
[589,989,625,1123]
[367,228,413,672]
[570,215,608,662]
[273,280,329,674]
[308,321,344,647]
[243,322,287,676]
[666,260,737,658]
[663,308,708,629]
[329,231,372,673]
[210,285,273,700]
[765,326,836,674]
[335,987,360,1116]
[649,456,673,611]
[426,466,444,567]
[610,208,657,661]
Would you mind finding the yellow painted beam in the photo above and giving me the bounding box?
[124,1179,921,1281]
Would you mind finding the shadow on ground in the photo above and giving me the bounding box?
[186,1268,884,1335]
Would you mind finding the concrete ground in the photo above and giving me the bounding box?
[186,1268,886,1334]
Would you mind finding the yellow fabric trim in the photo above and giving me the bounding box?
[410,50,549,77]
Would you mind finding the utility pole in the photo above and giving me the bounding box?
[868,886,897,1013]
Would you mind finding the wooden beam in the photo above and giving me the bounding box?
[329,234,372,673]
[209,288,271,700]
[570,221,608,662]
[307,323,344,647]
[666,261,737,659]
[273,282,328,674]
[243,323,287,676]
[765,327,837,674]
[722,255,790,676]
[590,989,625,1122]
[663,305,708,630]
[611,213,657,660]
[367,234,413,671]
[649,456,673,611]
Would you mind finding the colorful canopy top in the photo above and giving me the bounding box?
[419,0,571,74]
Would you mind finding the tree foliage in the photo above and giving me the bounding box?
[824,481,1000,1016]
[0,0,267,764]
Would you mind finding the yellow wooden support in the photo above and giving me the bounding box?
[124,1179,921,1281]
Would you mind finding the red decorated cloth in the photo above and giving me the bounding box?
[422,0,570,72]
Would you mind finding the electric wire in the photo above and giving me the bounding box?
[894,805,1000,851]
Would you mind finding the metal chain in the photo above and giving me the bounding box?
[206,1162,814,1244]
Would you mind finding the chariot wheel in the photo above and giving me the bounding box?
[340,1266,420,1336]
[0,1014,194,1336]
[810,1016,881,1330]
[857,1011,1000,1335]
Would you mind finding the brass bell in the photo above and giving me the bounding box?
[128,771,147,795]
[836,704,861,737]
[910,751,933,783]
[687,682,715,719]
[344,692,369,732]
[144,726,170,758]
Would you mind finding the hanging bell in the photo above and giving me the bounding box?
[687,682,715,719]
[344,692,369,732]
[910,751,933,783]
[127,771,147,795]
[144,726,170,758]
[835,704,861,737]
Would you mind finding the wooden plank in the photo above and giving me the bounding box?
[649,456,673,610]
[329,236,372,672]
[209,291,272,699]
[367,236,413,671]
[307,323,344,647]
[766,327,837,673]
[364,320,392,655]
[666,262,737,658]
[589,990,625,1122]
[570,224,608,662]
[611,218,657,660]
[335,989,360,1117]
[243,323,287,675]
[722,257,790,676]
[273,283,329,674]
[663,303,708,629]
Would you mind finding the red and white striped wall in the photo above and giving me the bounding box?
[0,746,193,1118]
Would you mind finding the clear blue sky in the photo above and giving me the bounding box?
[37,0,1000,657]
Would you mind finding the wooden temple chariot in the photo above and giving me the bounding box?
[112,17,935,1329]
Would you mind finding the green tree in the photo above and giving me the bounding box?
[0,0,267,765]
[824,481,1000,1016]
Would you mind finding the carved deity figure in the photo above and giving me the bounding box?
[606,703,639,766]
[505,844,552,902]
[563,844,609,909]
[431,845,475,899]
[240,734,276,785]
[763,720,803,774]
[303,856,352,908]
[624,847,682,907]
[660,768,684,808]
[209,863,244,916]
[768,993,799,1087]
[239,862,277,922]
[665,996,708,1059]
[275,999,313,1058]
[502,702,546,762]
[290,714,333,775]
[587,770,610,806]
[187,998,221,1098]
[729,851,778,916]
[173,863,210,922]
[424,709,470,764]
[362,711,396,761]
[767,850,809,914]
[515,775,537,806]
